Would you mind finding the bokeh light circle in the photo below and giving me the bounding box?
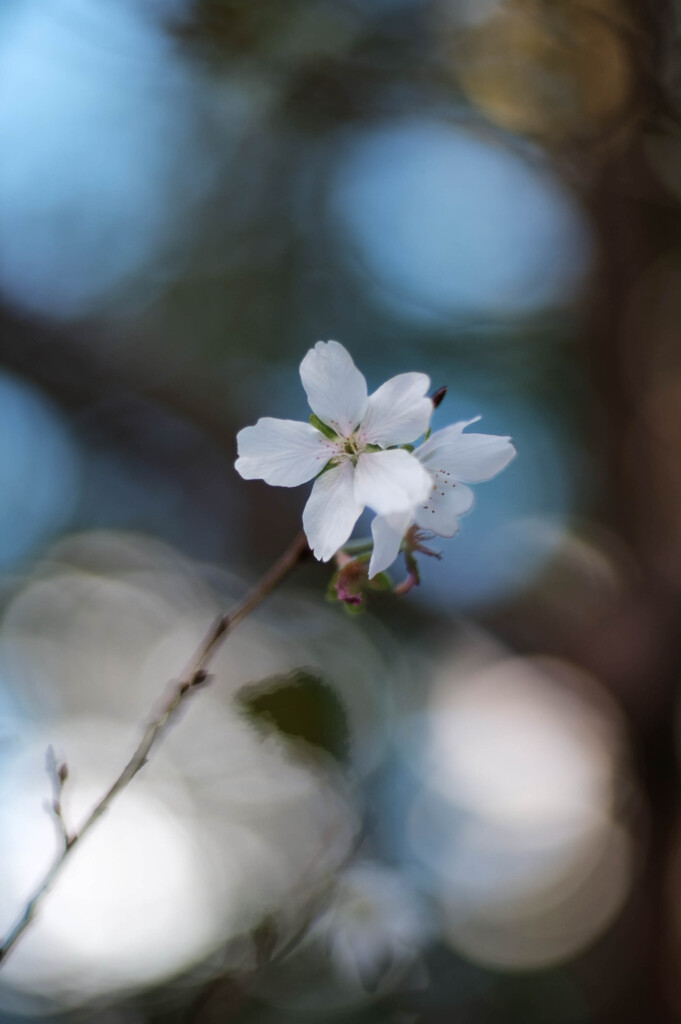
[402,652,635,970]
[328,118,593,323]
[0,372,79,568]
[0,0,214,319]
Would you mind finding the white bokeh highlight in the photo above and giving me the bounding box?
[404,648,634,970]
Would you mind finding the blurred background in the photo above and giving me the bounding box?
[0,0,678,1019]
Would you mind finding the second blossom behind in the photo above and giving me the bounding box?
[368,418,516,578]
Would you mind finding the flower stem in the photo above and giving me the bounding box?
[0,530,310,967]
[339,537,373,556]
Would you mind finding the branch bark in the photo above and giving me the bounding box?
[0,530,310,966]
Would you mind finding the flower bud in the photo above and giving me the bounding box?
[431,385,447,409]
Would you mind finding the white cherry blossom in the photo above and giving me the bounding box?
[307,861,430,994]
[235,341,434,561]
[368,417,516,578]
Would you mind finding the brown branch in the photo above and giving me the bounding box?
[44,746,73,851]
[0,530,310,966]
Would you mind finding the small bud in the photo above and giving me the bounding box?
[393,568,419,597]
[329,553,391,611]
[431,386,447,409]
[58,762,69,785]
[393,528,442,596]
[337,580,364,606]
[334,558,367,607]
[395,546,421,596]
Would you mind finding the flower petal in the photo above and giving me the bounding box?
[360,372,432,446]
[414,477,473,536]
[354,449,432,516]
[235,418,334,486]
[300,341,368,438]
[303,461,363,561]
[417,422,516,483]
[369,511,411,578]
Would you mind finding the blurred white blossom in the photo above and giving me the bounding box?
[309,861,430,993]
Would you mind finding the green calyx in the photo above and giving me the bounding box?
[309,414,338,440]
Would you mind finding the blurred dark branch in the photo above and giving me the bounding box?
[0,530,310,967]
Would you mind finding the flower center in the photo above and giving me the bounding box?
[330,431,370,465]
[325,431,382,468]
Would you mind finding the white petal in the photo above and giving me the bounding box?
[235,418,334,486]
[413,418,477,464]
[418,423,516,483]
[414,477,473,536]
[350,926,394,991]
[369,511,411,578]
[360,372,432,446]
[326,930,365,990]
[354,449,432,516]
[299,341,368,437]
[303,461,363,561]
[404,416,477,476]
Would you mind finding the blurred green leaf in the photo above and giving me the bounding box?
[236,669,351,768]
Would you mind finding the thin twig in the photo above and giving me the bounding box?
[0,530,310,966]
[44,746,73,851]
